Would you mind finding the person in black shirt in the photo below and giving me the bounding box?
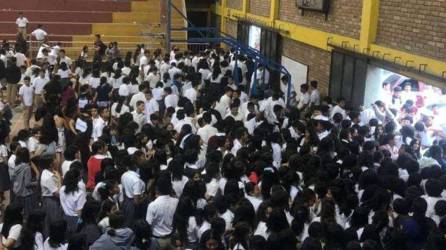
[5,57,21,107]
[94,34,106,63]
[43,75,62,114]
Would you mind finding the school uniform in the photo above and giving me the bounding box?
[59,182,87,234]
[40,169,63,237]
[121,170,145,226]
[11,163,36,217]
[146,195,179,248]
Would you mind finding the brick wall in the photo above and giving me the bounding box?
[249,0,270,17]
[225,18,238,37]
[282,38,331,95]
[227,0,243,10]
[376,0,446,61]
[279,0,362,39]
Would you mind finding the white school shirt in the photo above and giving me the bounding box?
[111,76,124,89]
[197,124,218,144]
[145,98,159,117]
[15,52,27,67]
[16,17,29,27]
[310,89,320,106]
[197,220,211,241]
[184,87,197,104]
[92,117,106,142]
[152,87,164,101]
[89,77,101,89]
[220,210,234,231]
[34,232,44,250]
[187,217,199,243]
[59,182,87,216]
[40,169,59,197]
[32,76,48,94]
[111,103,130,118]
[172,176,189,197]
[129,92,146,111]
[19,84,34,107]
[146,72,160,88]
[118,84,130,97]
[168,66,182,81]
[60,56,73,66]
[146,195,179,237]
[231,139,242,156]
[43,238,68,250]
[245,195,262,212]
[31,28,47,41]
[132,111,147,132]
[121,170,145,199]
[61,160,75,177]
[92,182,124,204]
[57,69,70,79]
[8,154,16,178]
[164,93,179,108]
[27,136,39,153]
[0,224,22,248]
[297,92,310,110]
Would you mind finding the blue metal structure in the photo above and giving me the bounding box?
[166,1,293,105]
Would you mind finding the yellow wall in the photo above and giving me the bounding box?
[213,0,446,84]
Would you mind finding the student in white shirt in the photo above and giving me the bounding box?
[129,84,147,111]
[197,112,218,145]
[43,220,68,250]
[39,155,63,237]
[118,77,131,98]
[330,98,347,120]
[18,76,33,129]
[132,101,147,132]
[59,49,72,67]
[0,204,23,249]
[16,12,29,39]
[31,24,47,43]
[121,163,146,225]
[297,83,310,111]
[309,80,321,107]
[146,177,179,249]
[144,90,159,118]
[61,145,80,177]
[19,210,45,250]
[59,168,87,234]
[184,81,199,105]
[111,98,130,119]
[91,107,108,142]
[164,87,179,109]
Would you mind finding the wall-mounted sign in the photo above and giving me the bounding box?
[297,0,330,14]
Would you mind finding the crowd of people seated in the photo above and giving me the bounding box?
[0,14,445,250]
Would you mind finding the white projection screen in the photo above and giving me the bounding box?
[281,56,309,99]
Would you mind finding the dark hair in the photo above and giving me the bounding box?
[156,177,172,195]
[1,204,23,238]
[15,147,30,165]
[63,168,81,194]
[48,220,67,248]
[63,145,79,161]
[108,212,125,236]
[18,210,46,250]
[132,220,154,249]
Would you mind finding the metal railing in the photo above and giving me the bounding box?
[166,1,293,105]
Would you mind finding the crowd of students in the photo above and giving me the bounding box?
[0,26,445,250]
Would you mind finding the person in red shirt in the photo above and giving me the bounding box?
[86,140,108,190]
